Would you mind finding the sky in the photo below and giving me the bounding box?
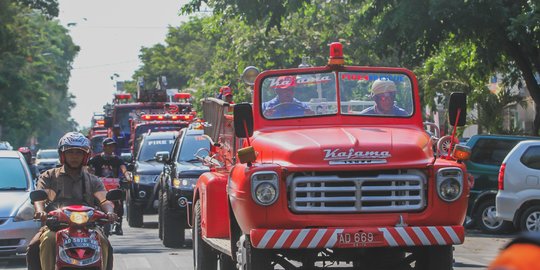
[57,0,192,128]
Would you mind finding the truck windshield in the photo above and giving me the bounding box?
[260,72,413,119]
[138,138,175,161]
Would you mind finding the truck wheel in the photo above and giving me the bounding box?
[519,205,540,232]
[162,191,185,248]
[415,245,453,270]
[193,201,217,270]
[475,200,512,234]
[236,234,272,270]
[127,192,143,228]
[158,190,163,240]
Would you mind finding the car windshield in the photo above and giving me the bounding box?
[177,134,211,162]
[37,150,59,159]
[260,71,413,119]
[138,138,175,161]
[0,158,28,190]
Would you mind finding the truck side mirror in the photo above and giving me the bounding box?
[155,151,170,163]
[104,116,113,128]
[234,103,254,138]
[106,189,123,201]
[448,92,467,127]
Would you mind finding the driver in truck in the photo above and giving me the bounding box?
[262,75,313,118]
[360,79,408,116]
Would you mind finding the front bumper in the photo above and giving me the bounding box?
[250,225,464,249]
[0,218,41,257]
[130,182,156,209]
[170,187,194,210]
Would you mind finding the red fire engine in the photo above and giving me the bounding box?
[191,43,471,269]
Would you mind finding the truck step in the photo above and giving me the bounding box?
[203,237,232,257]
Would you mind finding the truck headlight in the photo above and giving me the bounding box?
[436,168,463,202]
[173,177,198,189]
[251,171,279,206]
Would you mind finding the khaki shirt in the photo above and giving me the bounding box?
[37,166,105,207]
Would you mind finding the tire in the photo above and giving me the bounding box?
[236,234,272,270]
[520,205,540,232]
[415,245,453,270]
[127,191,143,228]
[193,201,217,270]
[475,199,512,234]
[162,190,186,248]
[158,190,163,240]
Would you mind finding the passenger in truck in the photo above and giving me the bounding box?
[262,76,313,118]
[360,79,408,116]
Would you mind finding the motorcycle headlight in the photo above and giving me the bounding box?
[68,211,89,225]
[436,168,463,202]
[251,171,279,206]
[13,201,35,222]
[173,177,198,189]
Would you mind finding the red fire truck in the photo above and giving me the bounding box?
[129,112,193,154]
[191,43,471,269]
[104,90,194,155]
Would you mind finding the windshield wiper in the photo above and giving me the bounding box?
[185,159,200,163]
[144,158,156,162]
[0,187,26,190]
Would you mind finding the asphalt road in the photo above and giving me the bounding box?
[0,214,513,270]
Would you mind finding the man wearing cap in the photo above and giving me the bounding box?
[360,79,408,116]
[262,76,313,118]
[112,124,130,156]
[88,138,131,235]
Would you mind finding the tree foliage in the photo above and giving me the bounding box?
[0,0,78,148]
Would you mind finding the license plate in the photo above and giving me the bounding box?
[336,231,384,248]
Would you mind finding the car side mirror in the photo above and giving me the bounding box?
[106,189,123,201]
[448,92,467,127]
[30,190,48,203]
[155,151,170,163]
[233,103,254,138]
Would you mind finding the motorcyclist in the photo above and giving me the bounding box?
[88,137,132,235]
[27,132,116,270]
[18,146,39,179]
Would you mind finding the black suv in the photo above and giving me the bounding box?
[465,134,540,233]
[157,127,210,247]
[127,131,178,227]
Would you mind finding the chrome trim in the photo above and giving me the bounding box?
[289,172,426,213]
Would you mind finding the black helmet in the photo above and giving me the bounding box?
[103,138,117,146]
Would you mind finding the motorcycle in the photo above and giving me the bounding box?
[30,189,122,270]
[99,177,126,236]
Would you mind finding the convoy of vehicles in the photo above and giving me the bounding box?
[126,131,178,227]
[464,134,540,233]
[190,44,471,269]
[157,125,211,247]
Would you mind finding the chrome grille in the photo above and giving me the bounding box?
[289,173,426,213]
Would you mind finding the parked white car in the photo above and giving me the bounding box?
[496,140,540,232]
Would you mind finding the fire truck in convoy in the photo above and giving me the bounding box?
[103,83,195,156]
[192,43,471,270]
[88,113,108,156]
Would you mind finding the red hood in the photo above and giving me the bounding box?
[252,126,433,169]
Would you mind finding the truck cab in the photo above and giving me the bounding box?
[192,44,470,270]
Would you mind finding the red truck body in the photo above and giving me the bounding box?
[193,52,469,269]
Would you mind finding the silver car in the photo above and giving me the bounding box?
[35,149,60,173]
[0,151,41,257]
[496,140,540,232]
